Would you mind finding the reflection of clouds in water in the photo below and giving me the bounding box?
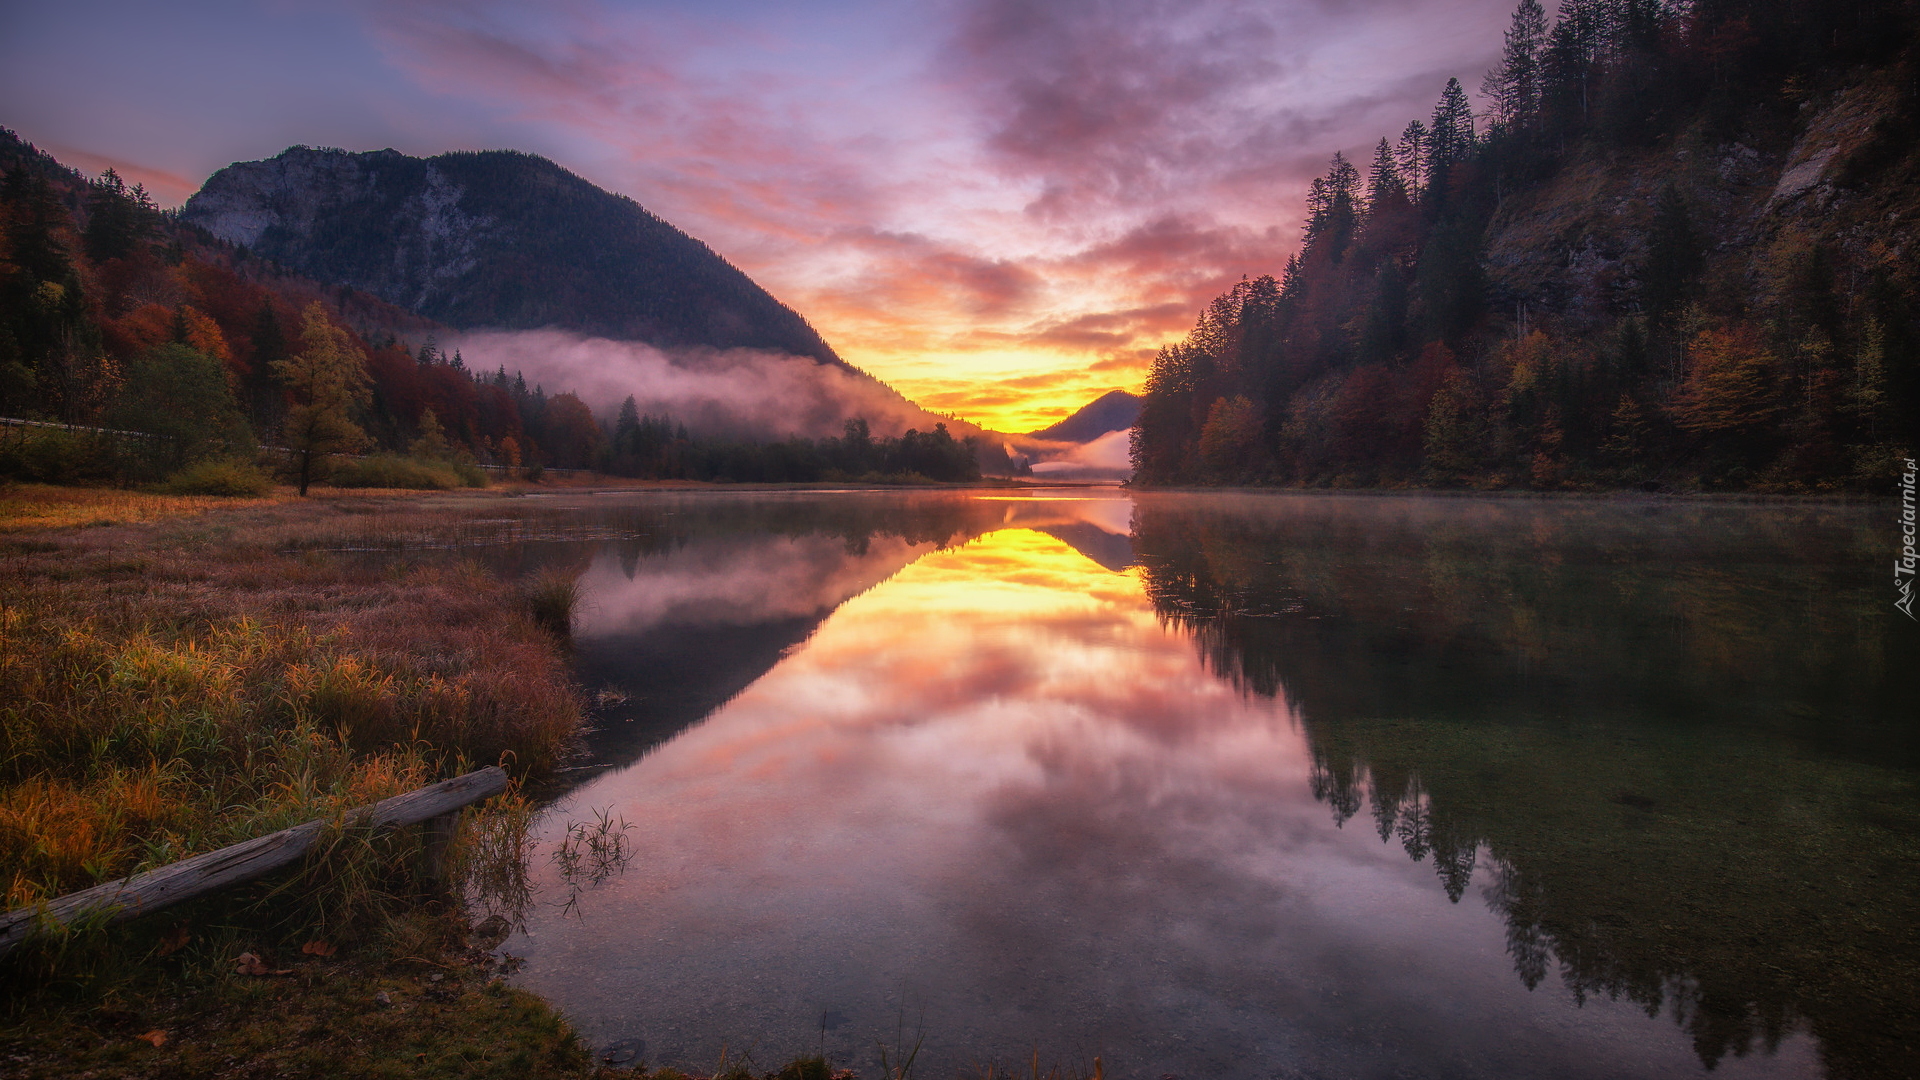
[516,527,1803,1079]
[1068,492,1132,536]
[576,533,937,636]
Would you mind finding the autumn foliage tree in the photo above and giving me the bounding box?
[275,302,371,495]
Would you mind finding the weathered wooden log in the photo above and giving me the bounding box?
[0,765,508,958]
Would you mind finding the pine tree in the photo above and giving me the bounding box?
[84,169,152,263]
[1304,152,1363,262]
[1545,0,1606,125]
[1484,0,1549,133]
[1428,78,1478,186]
[615,395,642,457]
[1366,138,1405,208]
[1396,121,1429,201]
[1364,138,1419,256]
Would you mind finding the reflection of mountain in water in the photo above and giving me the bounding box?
[551,492,1139,773]
[1035,522,1134,572]
[573,533,942,765]
[1133,494,1919,1079]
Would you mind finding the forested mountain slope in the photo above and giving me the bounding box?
[0,128,671,476]
[1132,0,1919,492]
[1027,390,1141,443]
[183,147,842,365]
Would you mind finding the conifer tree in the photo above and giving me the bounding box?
[1545,0,1606,124]
[1363,138,1419,258]
[1428,78,1478,184]
[1396,121,1429,201]
[1366,138,1405,208]
[409,408,455,461]
[83,169,154,263]
[1304,153,1362,263]
[275,302,371,495]
[1484,0,1549,133]
[615,395,642,457]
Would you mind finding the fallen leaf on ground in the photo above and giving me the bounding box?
[136,1031,167,1048]
[157,926,190,956]
[300,940,336,957]
[235,952,269,976]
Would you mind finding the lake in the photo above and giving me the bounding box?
[481,489,1916,1080]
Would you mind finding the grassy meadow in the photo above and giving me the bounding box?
[0,483,623,1075]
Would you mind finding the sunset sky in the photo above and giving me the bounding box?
[1,0,1516,432]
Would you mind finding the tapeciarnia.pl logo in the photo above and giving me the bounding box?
[1899,457,1917,620]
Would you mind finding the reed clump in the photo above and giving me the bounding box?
[524,567,583,638]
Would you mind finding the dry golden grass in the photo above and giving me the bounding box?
[0,483,294,531]
[0,488,585,915]
[0,482,469,532]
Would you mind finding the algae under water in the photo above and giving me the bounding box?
[460,489,1915,1080]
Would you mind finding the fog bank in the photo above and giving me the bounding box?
[454,330,953,440]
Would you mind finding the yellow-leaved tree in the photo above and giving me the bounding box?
[273,302,370,495]
[1668,326,1778,436]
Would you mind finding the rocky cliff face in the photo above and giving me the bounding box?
[1483,67,1920,331]
[183,147,842,364]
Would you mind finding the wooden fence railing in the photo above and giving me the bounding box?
[0,766,508,959]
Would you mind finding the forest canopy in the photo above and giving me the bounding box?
[1131,0,1920,492]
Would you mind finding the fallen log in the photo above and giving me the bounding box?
[0,765,508,959]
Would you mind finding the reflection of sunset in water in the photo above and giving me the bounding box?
[509,514,1821,1080]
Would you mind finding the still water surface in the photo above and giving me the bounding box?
[483,489,1914,1080]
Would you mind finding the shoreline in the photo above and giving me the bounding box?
[1123,482,1896,506]
[0,485,620,1077]
[0,482,1004,1080]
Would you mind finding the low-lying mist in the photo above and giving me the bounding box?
[453,330,955,440]
[1028,427,1134,479]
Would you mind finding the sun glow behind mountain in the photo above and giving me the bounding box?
[0,0,1515,433]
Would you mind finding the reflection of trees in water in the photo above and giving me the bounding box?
[1134,497,1919,1078]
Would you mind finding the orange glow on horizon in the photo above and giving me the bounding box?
[844,346,1148,434]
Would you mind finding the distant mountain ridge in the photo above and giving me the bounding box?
[182,146,841,364]
[1027,390,1140,443]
